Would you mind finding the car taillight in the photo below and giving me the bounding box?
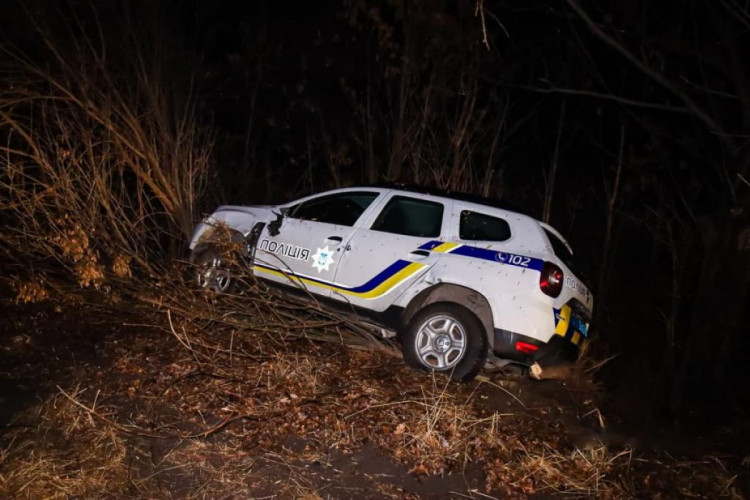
[515,341,539,354]
[540,261,563,297]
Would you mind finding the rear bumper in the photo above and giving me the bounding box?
[493,329,580,366]
[492,302,590,366]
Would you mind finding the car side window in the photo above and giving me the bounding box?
[289,192,378,226]
[371,196,444,237]
[459,210,511,241]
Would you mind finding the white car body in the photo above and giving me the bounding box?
[189,186,593,374]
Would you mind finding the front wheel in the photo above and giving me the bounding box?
[401,303,488,383]
[191,247,236,293]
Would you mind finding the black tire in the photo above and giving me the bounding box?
[401,303,488,383]
[191,245,237,293]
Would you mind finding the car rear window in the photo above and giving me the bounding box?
[459,210,511,241]
[371,196,444,237]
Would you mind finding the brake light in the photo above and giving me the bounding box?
[515,341,539,354]
[540,261,564,297]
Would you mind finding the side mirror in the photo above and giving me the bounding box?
[268,211,284,236]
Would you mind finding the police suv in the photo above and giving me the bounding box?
[189,186,593,382]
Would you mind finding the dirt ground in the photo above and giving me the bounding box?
[1,292,748,499]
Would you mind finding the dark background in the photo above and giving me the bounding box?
[2,0,749,429]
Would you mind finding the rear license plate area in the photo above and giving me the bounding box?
[570,315,588,338]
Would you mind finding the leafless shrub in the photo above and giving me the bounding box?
[154,266,400,355]
[0,4,212,287]
[340,1,507,196]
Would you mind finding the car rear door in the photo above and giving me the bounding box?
[330,193,452,312]
[253,190,380,297]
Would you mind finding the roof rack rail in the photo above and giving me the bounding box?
[370,182,527,215]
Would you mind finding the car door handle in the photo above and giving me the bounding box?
[409,250,430,259]
[326,236,343,244]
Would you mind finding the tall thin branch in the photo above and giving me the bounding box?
[542,101,566,223]
[565,0,735,201]
[518,84,690,114]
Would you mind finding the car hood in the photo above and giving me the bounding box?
[213,204,276,217]
[189,204,279,250]
[209,205,280,231]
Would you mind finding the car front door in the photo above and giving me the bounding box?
[253,191,380,297]
[330,194,451,311]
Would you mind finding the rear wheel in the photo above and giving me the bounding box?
[401,303,488,382]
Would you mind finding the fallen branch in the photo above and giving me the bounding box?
[57,386,162,438]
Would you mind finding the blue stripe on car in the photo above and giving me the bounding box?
[420,240,544,271]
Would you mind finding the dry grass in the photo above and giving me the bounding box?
[492,443,632,497]
[0,389,129,498]
[1,293,747,498]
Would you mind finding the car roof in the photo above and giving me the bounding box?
[366,183,529,216]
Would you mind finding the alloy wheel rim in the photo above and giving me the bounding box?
[414,314,467,370]
[198,255,231,292]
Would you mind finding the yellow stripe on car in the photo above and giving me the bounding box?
[431,242,461,253]
[554,304,571,337]
[339,262,425,298]
[252,262,427,299]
